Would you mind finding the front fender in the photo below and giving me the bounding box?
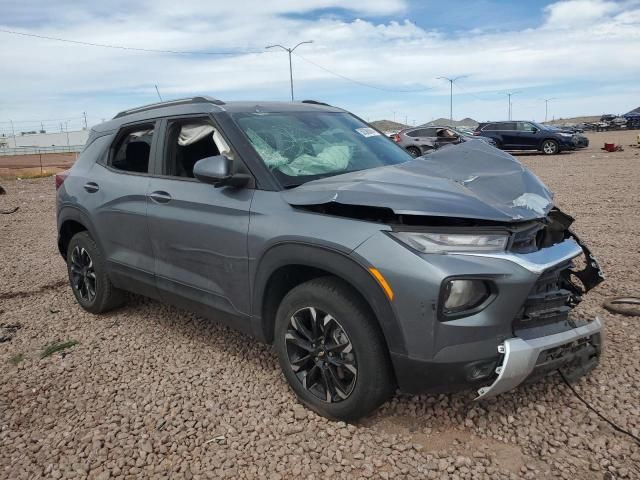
[251,242,407,355]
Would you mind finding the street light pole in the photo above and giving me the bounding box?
[436,76,467,123]
[266,41,313,101]
[504,92,521,120]
[543,98,556,122]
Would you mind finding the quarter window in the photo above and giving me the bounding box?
[110,124,154,173]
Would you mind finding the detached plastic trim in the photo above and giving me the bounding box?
[475,316,603,400]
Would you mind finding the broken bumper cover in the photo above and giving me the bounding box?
[475,316,603,400]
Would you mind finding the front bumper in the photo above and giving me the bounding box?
[475,316,603,399]
[354,230,604,397]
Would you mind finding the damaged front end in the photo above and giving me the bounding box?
[281,141,605,398]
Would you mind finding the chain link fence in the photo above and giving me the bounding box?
[0,145,84,156]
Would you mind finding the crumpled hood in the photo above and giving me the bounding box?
[281,140,554,222]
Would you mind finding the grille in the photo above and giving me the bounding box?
[513,262,576,339]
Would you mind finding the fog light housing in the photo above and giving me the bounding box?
[442,279,491,315]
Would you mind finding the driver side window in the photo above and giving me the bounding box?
[517,122,537,132]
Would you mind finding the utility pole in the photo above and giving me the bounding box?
[265,41,313,101]
[64,121,70,149]
[83,111,88,130]
[543,98,556,123]
[436,76,467,122]
[10,120,16,146]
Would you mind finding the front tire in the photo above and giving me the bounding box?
[541,139,559,155]
[406,146,421,158]
[274,277,393,420]
[66,231,125,314]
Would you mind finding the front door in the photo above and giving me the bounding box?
[146,116,254,318]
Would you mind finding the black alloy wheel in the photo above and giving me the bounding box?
[66,231,125,313]
[285,306,357,403]
[70,245,96,302]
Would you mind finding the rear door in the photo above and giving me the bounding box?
[146,115,255,318]
[408,128,435,151]
[496,122,518,148]
[89,121,158,297]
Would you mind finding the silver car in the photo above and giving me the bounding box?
[56,97,604,420]
[394,125,496,157]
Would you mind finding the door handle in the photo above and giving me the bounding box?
[84,182,99,193]
[149,191,172,204]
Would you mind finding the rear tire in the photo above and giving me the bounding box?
[541,139,559,155]
[66,231,125,314]
[274,277,394,420]
[406,146,421,157]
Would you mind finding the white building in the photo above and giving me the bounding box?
[0,129,89,149]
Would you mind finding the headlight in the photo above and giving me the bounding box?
[390,231,508,253]
[442,279,491,313]
[558,133,573,137]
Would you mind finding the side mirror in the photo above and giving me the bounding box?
[531,128,539,133]
[193,155,250,188]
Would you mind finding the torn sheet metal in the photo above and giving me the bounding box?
[282,140,554,222]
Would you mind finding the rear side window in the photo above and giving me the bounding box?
[110,124,155,173]
[407,129,429,137]
[487,122,516,131]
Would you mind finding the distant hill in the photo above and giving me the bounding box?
[543,115,601,125]
[423,117,479,127]
[369,120,408,132]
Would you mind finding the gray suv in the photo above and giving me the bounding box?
[56,97,604,420]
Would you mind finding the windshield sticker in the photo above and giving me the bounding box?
[355,127,380,138]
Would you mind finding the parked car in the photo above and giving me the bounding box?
[547,126,589,148]
[394,126,496,157]
[474,121,580,154]
[56,97,604,420]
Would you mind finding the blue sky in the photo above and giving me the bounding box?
[1,0,639,133]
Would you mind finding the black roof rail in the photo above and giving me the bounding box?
[113,96,225,119]
[301,99,331,106]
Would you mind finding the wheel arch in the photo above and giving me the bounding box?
[252,243,407,356]
[57,206,102,260]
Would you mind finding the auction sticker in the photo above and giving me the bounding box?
[355,127,381,137]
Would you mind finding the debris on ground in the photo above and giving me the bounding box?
[602,142,624,152]
[0,322,23,343]
[39,340,79,359]
[7,353,24,365]
[603,296,640,317]
[0,206,19,214]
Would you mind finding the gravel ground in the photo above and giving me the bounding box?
[1,131,639,479]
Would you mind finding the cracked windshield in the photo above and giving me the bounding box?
[232,111,410,186]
